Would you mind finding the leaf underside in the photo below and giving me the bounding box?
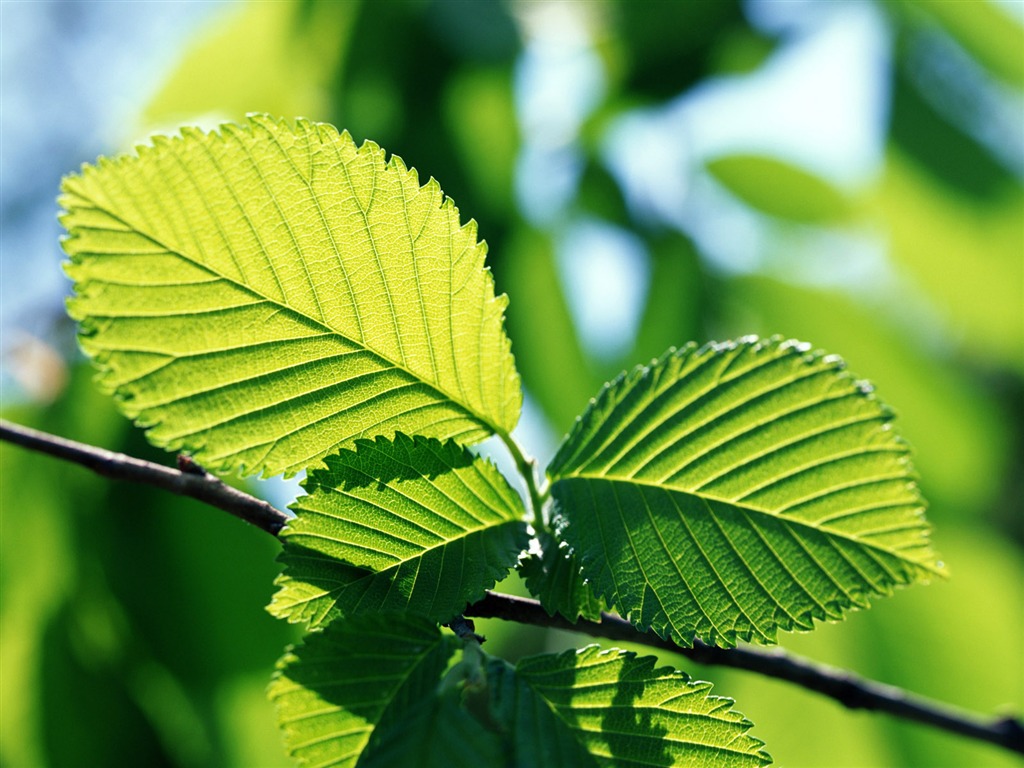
[550,336,942,647]
[270,434,529,628]
[61,115,520,477]
[272,617,771,768]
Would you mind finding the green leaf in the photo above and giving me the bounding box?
[269,434,529,627]
[888,0,1024,87]
[60,115,521,477]
[141,2,356,125]
[357,694,504,768]
[442,67,518,218]
[549,336,943,647]
[502,228,605,436]
[874,152,1024,373]
[269,614,473,768]
[487,645,771,767]
[519,530,606,623]
[705,155,852,224]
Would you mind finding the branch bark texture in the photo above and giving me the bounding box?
[0,419,289,535]
[2,418,1020,756]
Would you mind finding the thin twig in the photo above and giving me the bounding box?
[0,418,290,536]
[1,419,1021,756]
[464,592,1024,756]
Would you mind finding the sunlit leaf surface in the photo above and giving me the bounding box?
[550,337,943,647]
[61,115,521,477]
[270,434,528,628]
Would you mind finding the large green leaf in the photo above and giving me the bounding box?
[269,434,529,627]
[487,645,771,767]
[549,336,943,647]
[60,115,521,477]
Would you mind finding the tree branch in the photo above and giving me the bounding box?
[0,419,290,536]
[2,419,1020,756]
[464,592,1023,755]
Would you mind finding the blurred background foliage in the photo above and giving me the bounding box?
[1,1,1021,766]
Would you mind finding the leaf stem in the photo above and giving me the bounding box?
[2,418,1021,757]
[497,430,549,533]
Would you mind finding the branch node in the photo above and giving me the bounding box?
[176,454,206,476]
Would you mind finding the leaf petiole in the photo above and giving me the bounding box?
[498,430,549,533]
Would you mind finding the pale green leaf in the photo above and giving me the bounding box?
[706,155,852,224]
[142,2,355,125]
[487,645,771,767]
[269,434,529,627]
[549,336,943,647]
[60,115,521,477]
[269,614,476,768]
[519,530,606,623]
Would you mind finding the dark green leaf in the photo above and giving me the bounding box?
[269,615,462,768]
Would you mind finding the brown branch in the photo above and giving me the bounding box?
[464,592,1023,756]
[0,418,289,536]
[1,419,1020,756]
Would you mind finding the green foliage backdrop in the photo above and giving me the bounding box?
[2,1,1021,766]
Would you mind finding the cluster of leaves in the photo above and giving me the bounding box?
[59,116,942,766]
